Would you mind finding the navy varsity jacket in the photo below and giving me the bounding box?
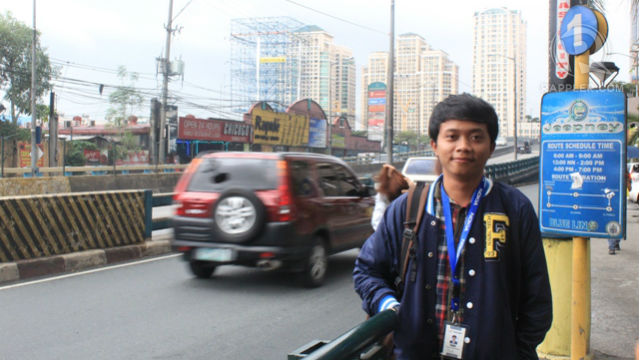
[353,177,552,359]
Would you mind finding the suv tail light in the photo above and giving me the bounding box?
[175,197,213,218]
[276,160,295,222]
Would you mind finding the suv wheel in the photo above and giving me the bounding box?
[211,188,266,243]
[300,238,328,288]
[189,260,217,279]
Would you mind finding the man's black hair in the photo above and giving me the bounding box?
[428,93,499,143]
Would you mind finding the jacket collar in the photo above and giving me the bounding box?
[426,174,493,216]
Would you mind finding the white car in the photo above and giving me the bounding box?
[401,157,440,184]
[629,163,639,203]
[496,137,508,146]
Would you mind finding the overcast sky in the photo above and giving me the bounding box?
[3,0,634,125]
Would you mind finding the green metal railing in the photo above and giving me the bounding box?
[288,309,399,360]
[484,156,539,184]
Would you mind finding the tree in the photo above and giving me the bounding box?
[106,66,144,127]
[394,131,430,151]
[65,141,97,167]
[0,12,57,124]
[105,66,144,160]
[610,81,637,98]
[0,120,29,141]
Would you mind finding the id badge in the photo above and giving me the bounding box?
[440,321,468,359]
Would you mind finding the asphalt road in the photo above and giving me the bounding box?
[0,182,636,360]
[0,250,365,360]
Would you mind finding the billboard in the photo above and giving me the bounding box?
[308,117,327,148]
[252,108,309,146]
[178,117,251,143]
[331,133,345,148]
[539,89,627,238]
[367,82,386,141]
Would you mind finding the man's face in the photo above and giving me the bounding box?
[430,119,494,182]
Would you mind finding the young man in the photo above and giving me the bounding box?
[353,94,552,359]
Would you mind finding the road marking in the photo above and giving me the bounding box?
[0,253,181,291]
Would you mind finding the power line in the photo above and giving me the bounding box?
[172,0,195,22]
[284,0,386,35]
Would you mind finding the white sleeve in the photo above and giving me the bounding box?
[371,193,390,231]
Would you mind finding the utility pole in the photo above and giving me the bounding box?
[511,56,518,161]
[328,61,334,155]
[48,91,57,167]
[30,0,37,175]
[158,0,174,165]
[386,0,395,164]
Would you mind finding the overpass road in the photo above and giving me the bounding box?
[0,182,637,360]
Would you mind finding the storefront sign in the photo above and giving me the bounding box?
[251,108,309,146]
[178,117,251,143]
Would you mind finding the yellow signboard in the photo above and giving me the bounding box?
[252,108,309,146]
[259,57,286,63]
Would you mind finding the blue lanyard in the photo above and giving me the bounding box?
[440,179,485,311]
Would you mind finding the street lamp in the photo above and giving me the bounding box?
[589,61,619,88]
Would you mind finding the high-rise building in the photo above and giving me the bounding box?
[360,52,389,131]
[361,34,458,137]
[472,8,527,140]
[421,49,459,135]
[293,26,356,127]
[230,18,356,127]
[395,34,425,134]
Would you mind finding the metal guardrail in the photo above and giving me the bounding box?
[144,191,175,238]
[142,156,540,237]
[341,145,516,166]
[1,164,188,177]
[3,147,519,177]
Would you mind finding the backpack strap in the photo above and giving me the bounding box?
[395,181,427,293]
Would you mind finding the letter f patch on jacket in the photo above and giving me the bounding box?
[483,213,510,260]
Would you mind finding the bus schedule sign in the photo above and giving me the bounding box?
[539,89,626,238]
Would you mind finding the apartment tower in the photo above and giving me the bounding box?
[472,8,527,140]
[361,33,458,137]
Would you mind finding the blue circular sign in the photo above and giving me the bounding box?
[560,5,598,55]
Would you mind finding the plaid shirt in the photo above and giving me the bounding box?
[433,185,468,347]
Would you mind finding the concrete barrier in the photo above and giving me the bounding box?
[0,173,181,197]
[0,190,146,262]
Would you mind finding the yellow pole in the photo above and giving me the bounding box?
[539,49,593,360]
[571,236,589,359]
[574,53,590,90]
[571,51,591,360]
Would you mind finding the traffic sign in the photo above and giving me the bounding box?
[539,90,627,238]
[588,9,608,55]
[560,5,598,55]
[37,144,44,160]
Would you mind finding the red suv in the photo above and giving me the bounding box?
[171,152,375,287]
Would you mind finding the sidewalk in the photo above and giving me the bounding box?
[589,200,639,359]
[0,233,173,284]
